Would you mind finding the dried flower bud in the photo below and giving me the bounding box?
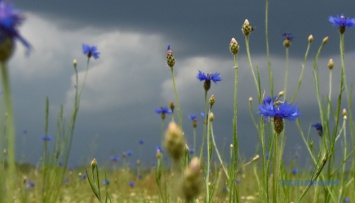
[308,35,313,43]
[164,121,185,161]
[229,38,239,55]
[274,116,284,134]
[166,45,175,69]
[249,97,253,103]
[170,101,175,113]
[0,37,14,63]
[322,36,329,44]
[342,108,347,117]
[209,112,214,122]
[180,157,202,201]
[91,158,97,168]
[209,95,215,108]
[278,91,285,98]
[328,58,334,70]
[73,59,77,68]
[242,19,254,36]
[192,119,197,128]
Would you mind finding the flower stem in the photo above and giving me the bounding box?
[1,62,15,203]
[232,53,239,202]
[284,47,289,99]
[245,36,261,102]
[170,69,182,128]
[265,0,273,97]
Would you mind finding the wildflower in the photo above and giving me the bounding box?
[328,58,334,70]
[189,148,194,154]
[82,44,100,59]
[199,112,205,117]
[241,19,254,36]
[25,179,35,188]
[0,1,30,62]
[110,155,120,162]
[155,107,172,120]
[103,179,110,186]
[164,121,185,161]
[81,173,87,180]
[197,70,222,91]
[180,157,202,201]
[128,181,135,187]
[188,114,197,128]
[236,179,241,184]
[292,168,298,175]
[329,14,355,33]
[312,123,323,137]
[166,44,175,69]
[229,38,239,55]
[138,140,144,145]
[282,32,293,48]
[126,150,133,157]
[258,96,300,134]
[308,35,313,43]
[169,101,175,113]
[41,135,51,141]
[344,197,350,203]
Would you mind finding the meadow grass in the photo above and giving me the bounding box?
[0,1,355,203]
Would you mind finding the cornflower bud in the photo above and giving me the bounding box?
[308,35,313,43]
[229,38,239,55]
[164,121,185,161]
[166,44,175,69]
[328,58,334,70]
[242,19,254,36]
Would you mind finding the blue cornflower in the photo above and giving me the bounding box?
[189,148,194,154]
[138,139,144,145]
[200,112,205,117]
[312,123,323,137]
[236,179,241,184]
[155,106,172,120]
[197,70,221,91]
[292,168,298,175]
[258,96,300,120]
[126,150,133,157]
[0,1,30,59]
[128,181,135,187]
[82,44,100,59]
[282,32,294,41]
[110,155,120,162]
[41,135,52,141]
[156,146,164,153]
[81,173,87,180]
[344,197,350,203]
[26,179,35,188]
[103,179,110,186]
[188,114,197,120]
[258,96,300,133]
[329,14,355,33]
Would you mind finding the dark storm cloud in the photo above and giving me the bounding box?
[16,0,355,58]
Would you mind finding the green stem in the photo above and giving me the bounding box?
[327,70,332,121]
[265,0,273,96]
[284,48,289,99]
[170,69,182,128]
[199,90,208,163]
[210,123,229,180]
[245,36,261,102]
[1,63,15,203]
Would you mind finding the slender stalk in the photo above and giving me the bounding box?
[199,91,208,162]
[210,123,229,180]
[291,41,311,102]
[232,53,239,202]
[1,62,15,203]
[170,69,182,128]
[284,48,289,99]
[245,36,261,102]
[327,70,333,121]
[193,127,196,155]
[206,109,212,203]
[339,116,347,202]
[265,0,273,96]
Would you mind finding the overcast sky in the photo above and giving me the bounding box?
[6,0,355,168]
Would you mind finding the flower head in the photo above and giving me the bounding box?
[110,155,120,162]
[282,32,293,47]
[138,139,144,145]
[166,44,175,69]
[82,44,100,59]
[344,197,350,203]
[258,96,300,120]
[329,14,355,33]
[258,96,300,133]
[0,1,30,61]
[41,135,52,141]
[312,123,323,137]
[128,181,135,187]
[197,70,222,91]
[292,168,298,175]
[103,179,110,186]
[155,106,172,120]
